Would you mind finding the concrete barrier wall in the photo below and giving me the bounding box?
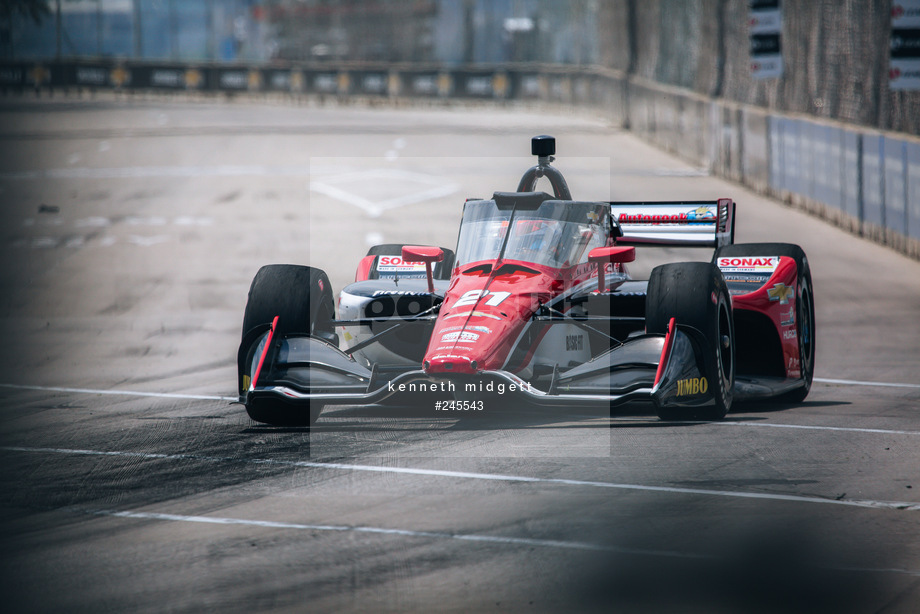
[1,58,917,259]
[618,74,920,260]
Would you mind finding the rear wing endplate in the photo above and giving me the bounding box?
[609,199,735,248]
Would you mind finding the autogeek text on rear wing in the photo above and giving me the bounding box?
[609,198,735,248]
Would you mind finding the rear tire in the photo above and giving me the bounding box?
[713,243,815,403]
[647,262,734,421]
[240,264,334,426]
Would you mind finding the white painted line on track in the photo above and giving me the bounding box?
[310,168,459,217]
[4,445,919,512]
[814,377,920,389]
[85,509,627,554]
[722,421,920,437]
[0,383,236,402]
[72,509,920,577]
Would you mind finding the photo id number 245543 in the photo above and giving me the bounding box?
[435,400,483,411]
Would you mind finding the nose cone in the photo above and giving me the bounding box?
[425,354,479,375]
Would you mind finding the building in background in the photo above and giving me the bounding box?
[3,0,270,62]
[1,0,599,65]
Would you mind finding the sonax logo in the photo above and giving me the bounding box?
[717,256,780,273]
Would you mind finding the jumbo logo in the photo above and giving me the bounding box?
[676,377,709,396]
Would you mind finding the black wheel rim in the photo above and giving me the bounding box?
[718,299,733,385]
[799,281,814,375]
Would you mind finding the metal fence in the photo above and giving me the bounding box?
[598,0,920,136]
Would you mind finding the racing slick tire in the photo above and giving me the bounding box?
[713,243,815,403]
[646,262,735,421]
[240,264,335,427]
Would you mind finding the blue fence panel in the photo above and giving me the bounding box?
[884,137,908,237]
[782,118,802,196]
[908,141,920,241]
[841,129,861,221]
[861,133,885,228]
[800,121,818,200]
[813,124,842,210]
[768,115,784,193]
[827,125,845,213]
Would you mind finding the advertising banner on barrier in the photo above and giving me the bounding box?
[749,0,783,79]
[890,0,920,90]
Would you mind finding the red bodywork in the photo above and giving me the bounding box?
[723,256,802,380]
[423,258,623,375]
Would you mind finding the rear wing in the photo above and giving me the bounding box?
[609,198,735,248]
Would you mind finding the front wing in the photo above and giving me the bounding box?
[240,322,726,412]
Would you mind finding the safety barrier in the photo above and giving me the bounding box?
[1,59,917,259]
[625,73,920,259]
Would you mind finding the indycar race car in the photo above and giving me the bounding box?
[238,135,815,426]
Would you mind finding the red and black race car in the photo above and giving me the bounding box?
[237,136,815,426]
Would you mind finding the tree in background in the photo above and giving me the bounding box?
[1,0,52,24]
[1,0,51,57]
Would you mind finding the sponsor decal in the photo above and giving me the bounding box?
[780,307,795,326]
[724,273,769,282]
[617,206,716,225]
[430,353,469,361]
[717,256,780,273]
[676,377,709,397]
[439,325,494,334]
[441,331,480,343]
[76,67,107,85]
[376,256,427,273]
[152,69,182,87]
[767,282,794,305]
[783,329,797,340]
[0,67,22,85]
[565,334,584,351]
[443,310,503,321]
[371,290,427,297]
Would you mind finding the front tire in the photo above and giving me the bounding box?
[647,262,734,421]
[240,264,334,426]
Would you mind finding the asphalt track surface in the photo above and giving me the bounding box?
[1,97,919,613]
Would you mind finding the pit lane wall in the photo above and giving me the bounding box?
[2,59,918,260]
